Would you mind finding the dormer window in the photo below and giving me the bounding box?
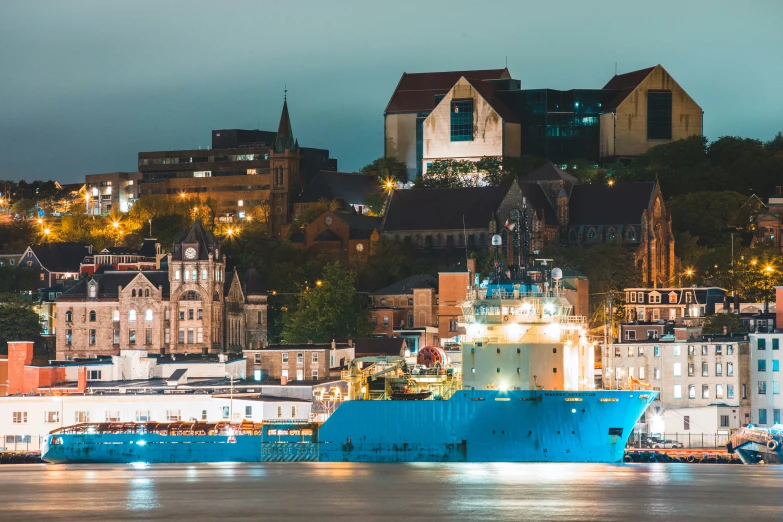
[88,282,97,299]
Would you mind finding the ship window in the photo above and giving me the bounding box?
[608,428,623,436]
[136,411,150,422]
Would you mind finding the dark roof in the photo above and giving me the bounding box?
[385,68,509,114]
[274,98,296,153]
[173,220,219,261]
[568,182,655,226]
[520,162,578,183]
[333,213,382,239]
[373,274,438,295]
[59,270,171,300]
[515,181,559,226]
[295,171,380,206]
[602,66,656,111]
[351,337,407,357]
[243,266,266,295]
[29,242,90,273]
[315,229,342,242]
[463,77,519,123]
[383,186,507,231]
[102,247,141,255]
[139,238,159,258]
[59,183,84,194]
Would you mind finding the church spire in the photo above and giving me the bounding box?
[274,89,296,153]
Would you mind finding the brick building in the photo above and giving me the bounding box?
[369,274,439,353]
[55,221,267,360]
[244,342,355,382]
[290,211,381,262]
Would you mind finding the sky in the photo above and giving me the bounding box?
[1,0,782,183]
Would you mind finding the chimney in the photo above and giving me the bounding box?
[467,258,477,282]
[281,375,288,386]
[77,367,87,393]
[776,286,783,329]
[7,341,34,395]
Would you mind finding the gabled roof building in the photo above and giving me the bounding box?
[384,64,702,180]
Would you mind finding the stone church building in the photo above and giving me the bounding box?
[382,162,674,287]
[55,221,267,360]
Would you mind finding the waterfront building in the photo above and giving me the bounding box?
[382,168,673,286]
[384,65,703,180]
[84,172,142,215]
[54,221,268,359]
[137,98,336,234]
[748,286,783,426]
[243,341,356,383]
[607,331,751,443]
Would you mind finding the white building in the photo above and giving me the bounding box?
[607,335,750,436]
[749,332,783,426]
[85,172,142,215]
[657,404,742,448]
[0,393,311,452]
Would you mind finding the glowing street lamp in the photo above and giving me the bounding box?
[180,192,186,199]
[608,179,615,187]
[765,265,775,274]
[316,280,323,287]
[226,228,233,236]
[112,221,120,229]
[37,218,43,225]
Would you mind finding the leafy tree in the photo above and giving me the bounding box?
[702,313,747,335]
[281,262,373,343]
[0,295,41,352]
[0,267,39,294]
[11,198,36,217]
[668,191,754,247]
[418,159,481,188]
[500,155,548,179]
[288,199,342,237]
[360,156,408,183]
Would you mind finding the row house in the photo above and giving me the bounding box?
[624,287,727,324]
[244,342,355,383]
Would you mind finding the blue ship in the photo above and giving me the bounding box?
[42,264,657,464]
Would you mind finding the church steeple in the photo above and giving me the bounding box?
[274,91,296,153]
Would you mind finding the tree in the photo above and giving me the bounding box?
[360,156,408,183]
[0,267,38,294]
[0,295,41,352]
[288,199,342,237]
[702,313,747,335]
[11,198,36,217]
[418,159,481,188]
[281,262,373,343]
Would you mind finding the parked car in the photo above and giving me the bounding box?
[650,439,683,449]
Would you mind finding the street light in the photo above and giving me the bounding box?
[180,192,186,199]
[226,228,233,236]
[112,221,119,229]
[765,265,775,274]
[316,280,323,287]
[608,179,615,187]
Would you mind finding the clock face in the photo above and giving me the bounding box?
[325,216,333,226]
[184,247,197,260]
[356,243,364,252]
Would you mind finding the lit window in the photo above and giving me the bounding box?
[673,384,682,399]
[450,99,474,141]
[128,310,136,322]
[145,309,153,321]
[673,362,681,377]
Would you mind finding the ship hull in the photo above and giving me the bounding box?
[42,390,655,464]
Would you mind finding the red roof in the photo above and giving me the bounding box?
[385,68,510,114]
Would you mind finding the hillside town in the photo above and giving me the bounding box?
[1,64,782,460]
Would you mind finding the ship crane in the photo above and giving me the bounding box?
[344,356,407,400]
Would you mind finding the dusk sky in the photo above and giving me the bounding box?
[1,0,781,183]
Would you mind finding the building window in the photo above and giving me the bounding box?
[587,228,596,242]
[89,310,96,322]
[654,368,660,380]
[759,409,768,425]
[66,329,72,345]
[296,369,303,380]
[187,328,194,343]
[292,406,297,418]
[281,369,289,379]
[673,384,682,399]
[449,319,458,332]
[12,412,27,424]
[383,316,389,327]
[164,328,170,344]
[654,346,660,357]
[716,384,723,399]
[673,362,681,377]
[254,369,261,381]
[759,381,767,395]
[701,345,708,356]
[638,346,645,357]
[312,352,318,363]
[87,370,101,380]
[687,363,694,377]
[145,328,152,345]
[179,309,185,320]
[297,352,303,364]
[178,328,185,344]
[683,416,690,430]
[112,310,119,321]
[89,329,96,345]
[715,345,722,355]
[166,410,181,421]
[129,329,136,345]
[88,284,96,298]
[282,353,289,363]
[450,99,474,141]
[688,384,696,399]
[627,346,634,357]
[197,328,203,343]
[774,339,780,350]
[715,362,722,376]
[759,338,767,350]
[202,269,208,281]
[184,270,189,281]
[145,309,153,321]
[625,330,636,341]
[774,360,780,372]
[673,345,680,356]
[702,362,708,377]
[198,308,203,320]
[65,311,73,322]
[702,385,709,399]
[614,347,621,357]
[311,369,319,380]
[727,344,734,355]
[647,91,672,140]
[727,384,734,399]
[759,360,767,372]
[175,270,180,281]
[188,309,194,320]
[45,411,60,423]
[129,310,136,322]
[720,415,730,428]
[727,362,734,376]
[775,381,781,395]
[136,411,150,422]
[75,411,90,423]
[244,406,252,419]
[639,367,645,379]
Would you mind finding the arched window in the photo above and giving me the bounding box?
[132,289,136,297]
[145,288,150,297]
[214,292,220,302]
[627,228,636,241]
[175,270,181,281]
[607,228,616,242]
[88,284,97,299]
[588,228,597,242]
[145,309,153,322]
[129,310,136,322]
[408,297,414,306]
[181,290,202,301]
[380,298,386,307]
[113,310,120,321]
[89,310,96,322]
[65,311,73,322]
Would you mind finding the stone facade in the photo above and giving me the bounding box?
[244,343,355,382]
[55,221,267,360]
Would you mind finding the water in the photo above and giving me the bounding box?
[1,463,782,521]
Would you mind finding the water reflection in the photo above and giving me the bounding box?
[126,477,159,511]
